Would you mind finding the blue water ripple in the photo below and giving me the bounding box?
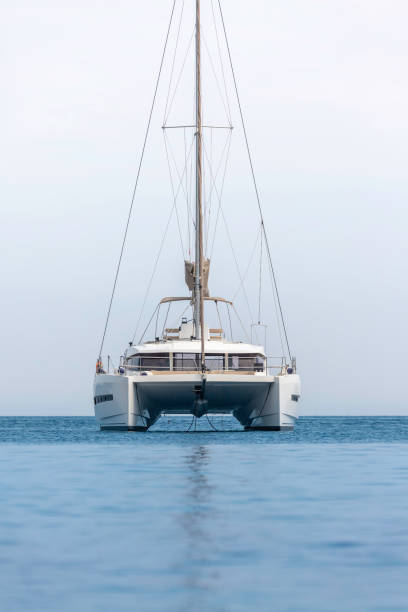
[0,417,407,611]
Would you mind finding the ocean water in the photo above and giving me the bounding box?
[0,417,408,612]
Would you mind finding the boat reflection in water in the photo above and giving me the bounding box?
[180,445,217,608]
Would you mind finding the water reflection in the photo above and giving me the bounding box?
[179,444,224,611]
[183,445,212,539]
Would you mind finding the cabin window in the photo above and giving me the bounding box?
[127,356,140,368]
[126,353,170,371]
[228,354,264,371]
[94,394,113,405]
[173,353,225,371]
[174,353,199,371]
[205,354,224,371]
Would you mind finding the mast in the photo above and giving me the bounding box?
[194,0,205,370]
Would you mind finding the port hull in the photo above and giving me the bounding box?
[94,373,300,430]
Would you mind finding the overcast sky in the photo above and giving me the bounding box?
[1,0,407,416]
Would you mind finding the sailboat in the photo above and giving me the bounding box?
[94,0,300,431]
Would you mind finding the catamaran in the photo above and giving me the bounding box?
[94,0,300,431]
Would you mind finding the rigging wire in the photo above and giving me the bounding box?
[207,131,233,258]
[163,131,187,259]
[205,129,232,255]
[131,211,172,343]
[186,415,195,432]
[232,223,261,301]
[207,127,213,255]
[164,25,196,126]
[232,305,250,342]
[220,202,260,345]
[163,0,185,125]
[155,304,160,338]
[202,29,232,127]
[164,129,196,227]
[253,383,273,424]
[258,229,263,324]
[188,115,194,258]
[188,84,196,259]
[210,0,232,124]
[217,0,292,360]
[266,258,286,358]
[98,0,177,359]
[202,139,259,344]
[215,300,223,334]
[202,130,207,255]
[184,128,191,257]
[205,413,218,431]
[137,304,160,346]
[226,302,233,340]
[161,302,171,338]
[230,225,285,357]
[131,134,196,344]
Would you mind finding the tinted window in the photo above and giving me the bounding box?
[94,394,113,405]
[205,354,224,371]
[174,353,199,371]
[127,356,140,367]
[126,354,169,371]
[228,354,264,371]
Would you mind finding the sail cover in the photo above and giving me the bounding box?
[184,260,210,297]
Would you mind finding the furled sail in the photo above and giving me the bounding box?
[184,260,210,297]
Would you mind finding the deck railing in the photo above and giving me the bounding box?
[98,355,292,376]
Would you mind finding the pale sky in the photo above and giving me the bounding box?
[1,0,407,415]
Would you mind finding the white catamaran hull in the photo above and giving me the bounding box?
[94,373,300,431]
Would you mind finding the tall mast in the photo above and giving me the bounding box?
[194,0,205,370]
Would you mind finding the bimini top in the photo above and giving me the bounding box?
[127,339,265,357]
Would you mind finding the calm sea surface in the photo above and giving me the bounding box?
[1,416,408,611]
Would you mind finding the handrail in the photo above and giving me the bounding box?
[124,364,265,371]
[98,354,290,376]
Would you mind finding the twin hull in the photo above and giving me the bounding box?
[94,373,300,431]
